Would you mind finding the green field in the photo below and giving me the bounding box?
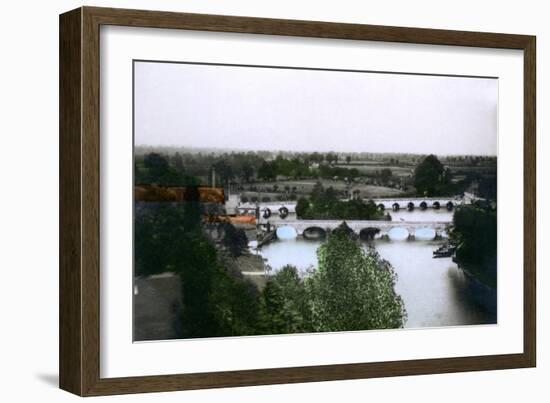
[242,178,406,201]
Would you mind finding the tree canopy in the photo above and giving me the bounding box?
[450,205,497,288]
[306,232,406,331]
[134,202,261,338]
[413,154,451,196]
[295,183,384,220]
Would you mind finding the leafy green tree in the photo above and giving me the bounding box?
[220,222,249,258]
[296,197,310,219]
[325,152,337,165]
[413,154,450,196]
[138,152,190,186]
[450,206,497,288]
[306,232,406,331]
[172,152,184,173]
[212,160,234,186]
[258,161,276,181]
[144,152,169,176]
[260,280,286,333]
[300,184,381,220]
[309,152,323,164]
[134,203,185,277]
[259,266,309,334]
[241,162,254,183]
[209,257,261,337]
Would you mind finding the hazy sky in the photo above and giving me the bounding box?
[134,61,497,156]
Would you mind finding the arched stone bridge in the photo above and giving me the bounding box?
[254,196,469,218]
[370,197,462,211]
[262,219,450,239]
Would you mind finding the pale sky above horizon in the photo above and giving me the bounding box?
[134,61,498,156]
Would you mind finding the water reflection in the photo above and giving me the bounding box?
[390,208,454,222]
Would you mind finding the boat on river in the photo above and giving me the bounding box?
[433,244,455,258]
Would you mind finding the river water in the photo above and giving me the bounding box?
[257,209,496,328]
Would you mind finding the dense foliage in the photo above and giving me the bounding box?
[219,222,249,257]
[135,152,196,186]
[259,265,310,334]
[307,232,406,331]
[413,154,453,196]
[295,183,384,220]
[135,202,261,338]
[450,205,497,288]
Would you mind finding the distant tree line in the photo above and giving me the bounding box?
[412,154,497,199]
[136,151,404,188]
[135,152,198,187]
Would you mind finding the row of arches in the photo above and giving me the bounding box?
[377,201,454,212]
[262,206,289,219]
[299,226,442,241]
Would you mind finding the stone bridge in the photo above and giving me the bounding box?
[261,219,450,240]
[370,197,463,211]
[254,196,469,219]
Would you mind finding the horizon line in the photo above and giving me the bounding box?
[134,144,497,157]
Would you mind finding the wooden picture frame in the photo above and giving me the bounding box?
[59,6,536,396]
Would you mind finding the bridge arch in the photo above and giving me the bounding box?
[359,227,380,241]
[377,203,385,211]
[415,227,436,240]
[388,227,409,241]
[392,202,400,211]
[407,202,415,211]
[278,206,289,219]
[420,201,428,210]
[446,201,454,211]
[303,226,327,240]
[432,201,441,210]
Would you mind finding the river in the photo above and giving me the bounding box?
[256,209,496,328]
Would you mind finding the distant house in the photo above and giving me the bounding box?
[225,194,240,215]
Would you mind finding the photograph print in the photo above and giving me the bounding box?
[132,60,498,342]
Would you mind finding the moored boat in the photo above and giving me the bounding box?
[433,244,455,258]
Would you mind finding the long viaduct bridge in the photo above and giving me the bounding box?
[250,196,470,220]
[369,197,463,211]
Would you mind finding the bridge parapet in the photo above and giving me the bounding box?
[267,219,450,237]
[256,196,471,215]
